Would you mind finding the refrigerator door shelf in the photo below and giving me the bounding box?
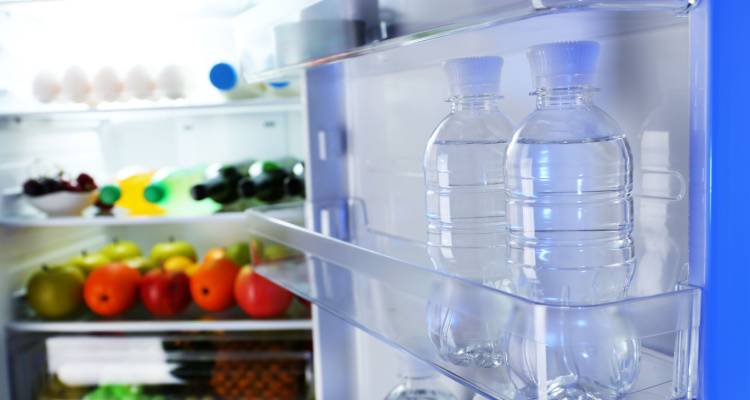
[245,201,701,400]
[241,0,695,84]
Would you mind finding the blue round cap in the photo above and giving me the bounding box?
[209,63,238,91]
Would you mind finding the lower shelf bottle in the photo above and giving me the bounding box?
[238,158,305,203]
[144,166,219,216]
[98,167,165,216]
[190,160,255,206]
[385,357,457,400]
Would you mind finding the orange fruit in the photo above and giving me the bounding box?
[84,262,140,317]
[190,258,239,312]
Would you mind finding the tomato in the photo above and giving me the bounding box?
[234,266,293,318]
[84,262,140,317]
[190,258,239,312]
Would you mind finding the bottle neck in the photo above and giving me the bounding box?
[449,94,502,112]
[535,86,595,109]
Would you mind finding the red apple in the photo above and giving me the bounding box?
[139,269,191,317]
[234,266,293,318]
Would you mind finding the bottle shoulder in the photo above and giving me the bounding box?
[512,105,623,142]
[429,110,515,143]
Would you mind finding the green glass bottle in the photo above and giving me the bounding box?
[239,158,303,203]
[190,160,254,206]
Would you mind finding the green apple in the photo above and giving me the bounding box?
[225,242,250,266]
[123,256,157,274]
[150,237,197,266]
[26,264,84,319]
[99,239,141,261]
[69,251,111,274]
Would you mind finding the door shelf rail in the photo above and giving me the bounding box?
[245,200,702,400]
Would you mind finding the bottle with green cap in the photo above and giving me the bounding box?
[143,166,219,216]
[98,167,165,216]
[190,159,255,207]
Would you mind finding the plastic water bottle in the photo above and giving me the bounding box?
[505,41,635,304]
[423,56,514,368]
[209,62,266,100]
[385,357,457,400]
[143,166,220,216]
[505,41,639,399]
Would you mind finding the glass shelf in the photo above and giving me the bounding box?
[0,0,263,18]
[0,192,304,227]
[0,98,301,124]
[244,200,701,400]
[7,318,313,333]
[9,293,312,333]
[0,212,247,228]
[241,0,695,83]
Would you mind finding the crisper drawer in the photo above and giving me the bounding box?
[245,202,702,400]
[7,331,313,400]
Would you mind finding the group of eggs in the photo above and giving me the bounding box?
[32,65,188,105]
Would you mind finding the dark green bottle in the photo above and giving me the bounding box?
[283,160,305,198]
[238,157,304,203]
[190,160,254,205]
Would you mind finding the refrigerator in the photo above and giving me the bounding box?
[0,0,741,398]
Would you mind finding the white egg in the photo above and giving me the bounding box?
[157,64,187,99]
[92,66,123,102]
[61,66,91,103]
[125,65,156,100]
[32,71,61,103]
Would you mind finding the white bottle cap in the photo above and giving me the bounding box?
[527,41,600,89]
[443,56,503,97]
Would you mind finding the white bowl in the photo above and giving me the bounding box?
[26,191,96,217]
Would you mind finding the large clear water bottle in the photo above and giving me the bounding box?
[505,41,635,304]
[505,41,640,399]
[385,357,459,400]
[424,56,515,368]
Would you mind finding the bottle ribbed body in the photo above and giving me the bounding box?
[505,89,635,304]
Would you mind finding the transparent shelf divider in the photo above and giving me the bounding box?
[245,200,701,399]
[242,0,695,83]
